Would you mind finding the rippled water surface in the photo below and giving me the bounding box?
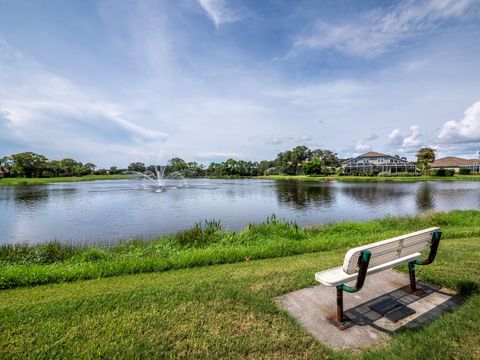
[1,179,479,245]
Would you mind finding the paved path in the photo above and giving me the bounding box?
[276,270,462,349]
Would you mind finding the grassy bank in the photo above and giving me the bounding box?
[1,232,479,358]
[1,211,479,289]
[259,174,480,182]
[0,174,134,186]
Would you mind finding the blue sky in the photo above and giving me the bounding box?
[1,0,480,167]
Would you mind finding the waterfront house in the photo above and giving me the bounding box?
[431,156,480,173]
[342,151,416,173]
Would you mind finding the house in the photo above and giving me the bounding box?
[0,170,3,178]
[342,151,416,174]
[431,156,480,173]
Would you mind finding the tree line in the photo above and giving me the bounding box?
[1,146,447,179]
[0,146,343,178]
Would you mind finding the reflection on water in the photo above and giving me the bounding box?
[416,183,436,211]
[276,181,333,209]
[1,179,479,245]
[340,184,408,207]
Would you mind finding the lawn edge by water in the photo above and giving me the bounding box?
[258,174,480,182]
[2,174,480,186]
[1,210,479,289]
[0,174,134,186]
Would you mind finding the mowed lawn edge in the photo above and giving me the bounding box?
[1,235,479,359]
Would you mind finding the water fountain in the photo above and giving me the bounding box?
[128,166,188,192]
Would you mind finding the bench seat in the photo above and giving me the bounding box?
[315,252,421,287]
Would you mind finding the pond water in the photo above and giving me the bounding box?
[1,179,480,245]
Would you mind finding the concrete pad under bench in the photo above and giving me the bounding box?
[276,270,462,350]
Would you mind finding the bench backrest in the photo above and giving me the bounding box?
[342,227,440,274]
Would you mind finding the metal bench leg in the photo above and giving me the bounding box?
[407,230,442,294]
[334,250,371,329]
[408,261,417,292]
[336,287,344,325]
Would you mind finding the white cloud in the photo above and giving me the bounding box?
[388,129,403,146]
[402,125,422,148]
[294,0,475,58]
[354,141,371,152]
[196,0,241,28]
[438,101,480,143]
[387,125,422,150]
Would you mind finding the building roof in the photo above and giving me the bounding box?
[356,151,392,158]
[431,156,480,168]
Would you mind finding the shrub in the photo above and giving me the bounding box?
[175,220,223,247]
[459,168,471,175]
[81,248,108,262]
[433,168,454,177]
[27,242,77,264]
[378,172,420,177]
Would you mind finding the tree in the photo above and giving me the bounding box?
[185,162,205,177]
[46,160,62,177]
[0,156,14,177]
[302,157,323,175]
[10,152,48,178]
[311,149,341,168]
[167,158,188,174]
[416,148,435,175]
[257,160,273,175]
[275,146,312,175]
[60,158,82,177]
[128,162,146,173]
[82,163,96,175]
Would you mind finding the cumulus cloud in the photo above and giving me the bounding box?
[293,0,475,58]
[388,129,403,146]
[354,141,371,152]
[196,0,241,28]
[438,101,480,143]
[388,126,422,150]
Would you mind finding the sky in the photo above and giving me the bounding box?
[0,0,480,167]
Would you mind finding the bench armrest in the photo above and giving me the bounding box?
[414,230,442,266]
[337,250,371,293]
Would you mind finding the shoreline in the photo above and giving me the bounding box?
[1,210,479,289]
[0,174,134,186]
[257,174,480,182]
[2,173,480,186]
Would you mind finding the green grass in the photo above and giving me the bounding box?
[0,174,134,186]
[1,233,479,358]
[1,211,479,289]
[259,174,480,182]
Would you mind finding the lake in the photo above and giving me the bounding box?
[1,179,479,245]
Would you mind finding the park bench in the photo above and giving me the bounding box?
[315,227,442,329]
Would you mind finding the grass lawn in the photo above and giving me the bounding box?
[0,174,133,186]
[259,174,480,182]
[1,234,479,359]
